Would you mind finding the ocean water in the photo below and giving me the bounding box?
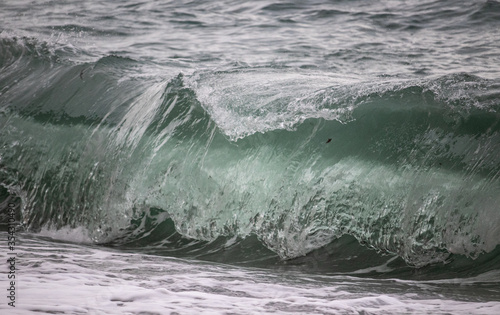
[1,0,500,314]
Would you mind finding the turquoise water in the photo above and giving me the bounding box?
[1,0,500,313]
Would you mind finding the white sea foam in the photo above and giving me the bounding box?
[38,226,93,244]
[1,233,499,315]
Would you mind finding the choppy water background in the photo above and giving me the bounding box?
[1,0,500,313]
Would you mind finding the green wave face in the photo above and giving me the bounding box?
[1,37,500,269]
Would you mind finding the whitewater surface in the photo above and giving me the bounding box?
[1,233,499,315]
